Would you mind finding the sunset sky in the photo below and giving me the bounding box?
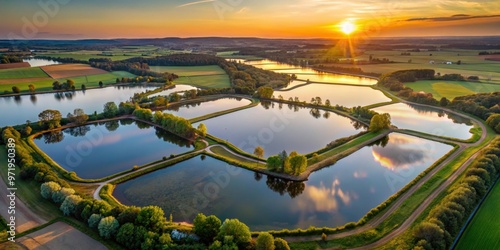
[1,0,499,39]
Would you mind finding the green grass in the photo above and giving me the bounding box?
[405,80,500,99]
[0,71,136,94]
[210,146,262,164]
[350,49,500,84]
[57,71,137,85]
[455,179,500,250]
[0,145,60,221]
[174,75,231,88]
[36,53,141,62]
[0,67,49,79]
[149,65,226,76]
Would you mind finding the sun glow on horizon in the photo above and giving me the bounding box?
[340,21,357,35]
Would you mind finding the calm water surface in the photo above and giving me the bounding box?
[274,83,391,107]
[372,103,473,140]
[0,86,155,127]
[194,102,363,157]
[33,120,192,179]
[113,133,453,230]
[164,97,252,119]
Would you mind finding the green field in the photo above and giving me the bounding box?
[351,49,500,84]
[59,71,137,85]
[174,75,230,88]
[0,71,136,93]
[455,179,500,250]
[0,67,49,79]
[404,80,500,99]
[149,65,226,76]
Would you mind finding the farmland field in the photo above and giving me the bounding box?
[41,64,108,78]
[352,49,500,84]
[174,74,230,88]
[60,71,137,85]
[404,80,500,99]
[455,180,500,250]
[149,65,226,76]
[0,67,49,80]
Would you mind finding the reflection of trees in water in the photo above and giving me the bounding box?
[43,131,64,144]
[30,95,37,104]
[323,111,330,119]
[105,120,120,132]
[14,96,21,103]
[408,103,472,125]
[309,108,321,119]
[65,125,91,137]
[351,120,367,130]
[265,176,305,198]
[368,135,389,147]
[120,119,135,126]
[154,127,192,148]
[136,121,152,129]
[254,172,263,181]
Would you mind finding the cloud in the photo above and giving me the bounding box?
[406,14,500,22]
[176,0,214,8]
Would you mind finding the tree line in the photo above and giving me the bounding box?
[412,139,500,249]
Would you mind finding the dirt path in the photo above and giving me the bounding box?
[13,221,107,250]
[0,176,46,234]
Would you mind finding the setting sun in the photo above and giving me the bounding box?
[340,21,356,35]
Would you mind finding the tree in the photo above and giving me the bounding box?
[137,206,167,233]
[369,113,391,132]
[274,238,290,250]
[486,114,500,133]
[325,99,331,107]
[256,232,275,250]
[117,206,141,225]
[52,187,75,204]
[98,216,119,240]
[52,81,61,90]
[103,102,118,118]
[413,222,446,249]
[267,156,282,171]
[194,213,222,245]
[289,155,307,175]
[12,86,20,93]
[439,97,450,107]
[88,213,103,229]
[254,146,265,158]
[198,123,207,138]
[38,109,62,129]
[67,108,89,125]
[40,181,61,200]
[256,86,274,99]
[217,219,252,249]
[63,79,75,90]
[23,125,32,136]
[60,194,83,216]
[99,81,103,87]
[28,84,35,93]
[81,84,86,90]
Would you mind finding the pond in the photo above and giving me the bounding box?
[33,120,192,179]
[164,97,252,119]
[194,101,364,157]
[372,103,474,140]
[241,59,377,86]
[23,57,61,67]
[113,133,453,230]
[0,86,155,127]
[148,85,199,98]
[274,83,391,107]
